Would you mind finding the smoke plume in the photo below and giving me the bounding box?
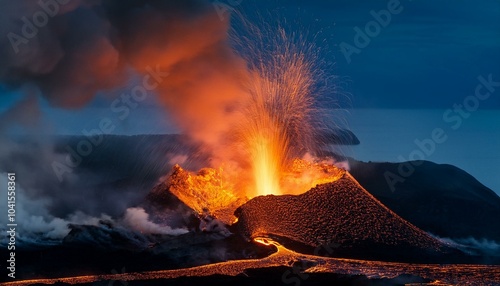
[1,0,248,148]
[0,0,248,242]
[0,0,337,242]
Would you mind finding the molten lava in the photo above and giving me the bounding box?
[164,159,344,224]
[237,38,322,197]
[165,165,247,224]
[251,135,281,196]
[165,25,339,217]
[247,121,286,196]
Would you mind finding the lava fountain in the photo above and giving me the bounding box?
[163,20,341,219]
[235,26,328,197]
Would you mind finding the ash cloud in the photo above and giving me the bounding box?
[1,0,247,145]
[1,0,251,166]
[0,0,246,242]
[0,0,338,243]
[1,0,337,167]
[0,0,123,108]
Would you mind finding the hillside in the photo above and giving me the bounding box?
[348,159,500,242]
[234,172,461,262]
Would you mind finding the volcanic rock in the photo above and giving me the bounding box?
[317,128,360,145]
[63,221,153,251]
[234,172,460,262]
[146,165,247,226]
[348,159,500,242]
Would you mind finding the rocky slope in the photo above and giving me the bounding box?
[234,172,461,262]
[348,159,500,242]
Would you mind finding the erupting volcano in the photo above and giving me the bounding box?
[237,29,323,197]
[165,21,341,205]
[151,19,344,225]
[2,1,499,285]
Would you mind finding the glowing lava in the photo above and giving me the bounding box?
[7,238,499,285]
[164,165,247,224]
[243,107,289,197]
[163,159,344,224]
[164,25,340,216]
[251,134,282,196]
[236,27,324,197]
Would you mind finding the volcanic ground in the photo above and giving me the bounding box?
[234,172,461,263]
[2,164,499,285]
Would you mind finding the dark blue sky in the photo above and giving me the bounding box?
[0,0,500,133]
[1,0,499,122]
[242,0,500,109]
[0,0,498,193]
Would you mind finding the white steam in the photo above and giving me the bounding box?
[0,175,188,246]
[0,180,113,244]
[123,207,189,235]
[431,233,500,256]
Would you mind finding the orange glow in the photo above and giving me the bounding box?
[253,237,275,246]
[242,107,289,196]
[148,19,340,212]
[251,134,282,196]
[127,13,331,199]
[10,238,499,285]
[166,165,247,224]
[280,159,345,195]
[165,159,344,223]
[237,38,320,197]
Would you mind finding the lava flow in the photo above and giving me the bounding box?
[163,159,344,224]
[3,238,498,286]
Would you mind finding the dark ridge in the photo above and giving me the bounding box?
[348,158,500,242]
[317,128,360,145]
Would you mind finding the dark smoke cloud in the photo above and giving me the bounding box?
[0,0,122,107]
[0,0,241,242]
[0,0,338,244]
[1,0,248,160]
[0,0,236,109]
[0,92,41,132]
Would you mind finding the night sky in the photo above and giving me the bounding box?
[1,0,499,192]
[2,0,499,111]
[252,0,500,109]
